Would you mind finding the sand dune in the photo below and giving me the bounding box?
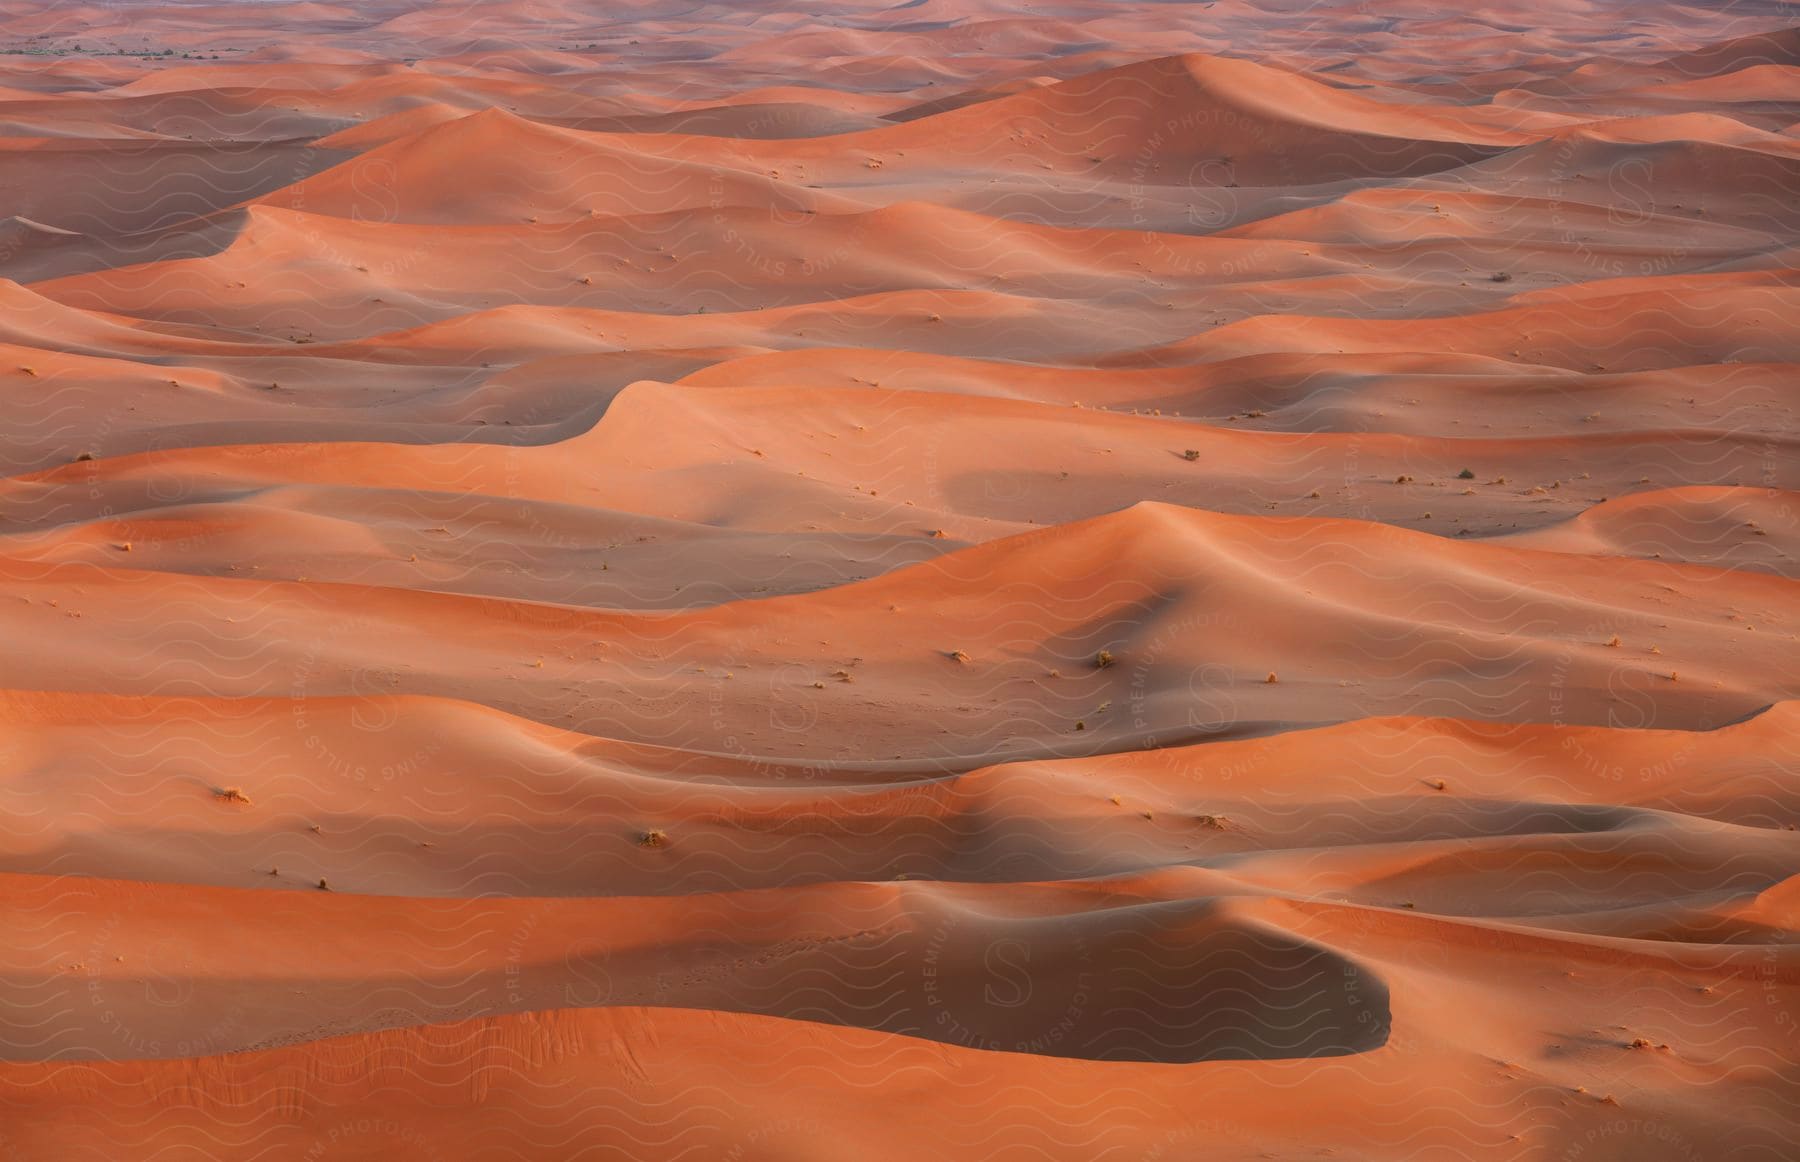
[266,108,852,225]
[2,2,1797,1159]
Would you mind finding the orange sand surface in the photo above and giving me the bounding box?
[1,2,1797,1158]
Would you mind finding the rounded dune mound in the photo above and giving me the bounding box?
[829,52,1528,185]
[0,136,350,236]
[1501,486,1800,575]
[264,106,852,225]
[0,867,1388,1064]
[1659,26,1800,77]
[312,100,470,150]
[880,75,1060,122]
[1143,283,1800,371]
[570,101,889,139]
[1437,129,1800,231]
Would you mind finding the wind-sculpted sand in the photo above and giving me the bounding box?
[1,2,1797,1158]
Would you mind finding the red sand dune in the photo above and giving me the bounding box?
[1,1,1797,1159]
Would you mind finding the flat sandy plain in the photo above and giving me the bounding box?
[1,1,1798,1158]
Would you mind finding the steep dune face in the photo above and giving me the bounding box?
[2,2,1798,1160]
